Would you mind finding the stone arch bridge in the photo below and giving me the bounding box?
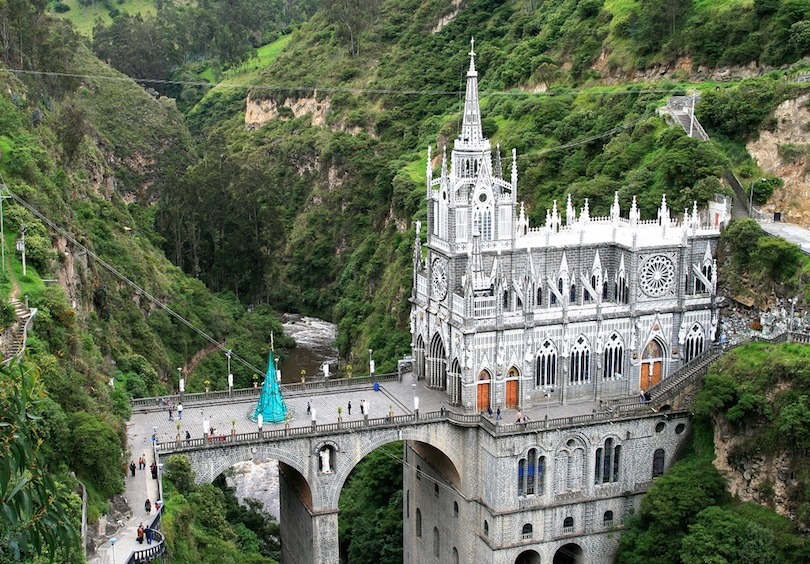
[136,335,809,564]
[131,371,699,564]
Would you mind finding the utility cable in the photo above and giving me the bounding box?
[5,67,692,98]
[0,172,267,379]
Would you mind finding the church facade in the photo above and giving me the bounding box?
[410,45,723,413]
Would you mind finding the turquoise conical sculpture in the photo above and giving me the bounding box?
[251,353,287,423]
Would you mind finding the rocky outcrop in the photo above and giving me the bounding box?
[244,94,370,136]
[747,94,810,226]
[712,413,798,521]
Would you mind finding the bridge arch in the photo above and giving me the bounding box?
[189,443,309,485]
[516,549,541,564]
[553,542,583,564]
[323,423,464,508]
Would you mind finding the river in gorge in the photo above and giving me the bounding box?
[226,314,338,519]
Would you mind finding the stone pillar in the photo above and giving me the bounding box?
[311,510,339,563]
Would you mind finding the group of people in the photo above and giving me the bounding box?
[485,406,503,420]
[127,455,159,480]
[137,500,155,543]
[347,399,370,416]
[136,522,153,545]
[168,402,183,421]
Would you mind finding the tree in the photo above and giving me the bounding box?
[0,364,80,561]
[339,443,403,564]
[617,457,727,562]
[680,506,777,563]
[165,455,196,496]
[69,411,123,498]
[322,0,382,56]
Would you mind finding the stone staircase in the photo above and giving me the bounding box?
[2,298,37,365]
[603,331,799,414]
[659,96,710,141]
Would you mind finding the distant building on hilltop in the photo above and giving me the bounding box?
[410,42,723,413]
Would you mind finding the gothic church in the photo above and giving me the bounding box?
[410,43,723,413]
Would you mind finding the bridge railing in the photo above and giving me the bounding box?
[126,507,167,564]
[131,373,400,411]
[155,406,688,455]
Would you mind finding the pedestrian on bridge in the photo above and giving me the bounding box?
[348,400,352,415]
[177,403,183,419]
[129,461,136,477]
[307,401,311,415]
[145,498,152,515]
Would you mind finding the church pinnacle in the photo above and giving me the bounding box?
[459,37,484,147]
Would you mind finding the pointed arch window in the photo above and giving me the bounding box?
[536,286,542,307]
[433,527,440,557]
[570,336,591,384]
[536,340,557,387]
[616,271,629,303]
[602,278,610,301]
[570,281,577,304]
[685,324,705,363]
[602,333,624,380]
[552,277,564,305]
[416,508,422,537]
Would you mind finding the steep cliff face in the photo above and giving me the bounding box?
[712,413,799,521]
[747,94,810,226]
[244,93,369,136]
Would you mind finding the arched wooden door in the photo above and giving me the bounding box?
[505,367,519,409]
[477,371,491,412]
[640,338,665,391]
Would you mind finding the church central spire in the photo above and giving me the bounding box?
[459,37,484,147]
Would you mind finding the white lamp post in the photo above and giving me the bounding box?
[109,536,117,564]
[369,349,375,376]
[226,349,233,396]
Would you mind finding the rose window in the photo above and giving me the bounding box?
[639,255,674,297]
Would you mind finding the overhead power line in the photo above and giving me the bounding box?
[0,172,266,379]
[5,67,690,98]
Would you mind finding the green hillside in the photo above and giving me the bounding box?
[2,0,810,560]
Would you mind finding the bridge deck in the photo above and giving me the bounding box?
[130,379,622,451]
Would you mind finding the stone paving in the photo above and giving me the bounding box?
[135,378,606,448]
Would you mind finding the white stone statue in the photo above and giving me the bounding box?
[320,449,332,473]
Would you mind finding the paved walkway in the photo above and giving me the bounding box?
[760,220,810,255]
[91,425,161,564]
[95,378,609,563]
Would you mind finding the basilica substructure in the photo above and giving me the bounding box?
[410,45,725,413]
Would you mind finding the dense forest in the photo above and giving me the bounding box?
[1,0,810,561]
